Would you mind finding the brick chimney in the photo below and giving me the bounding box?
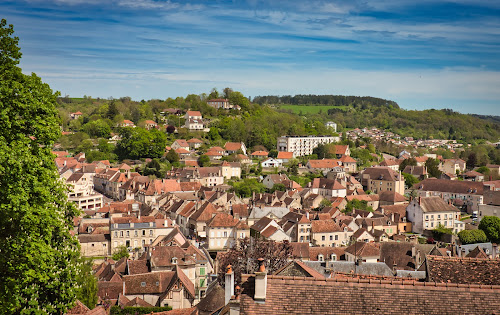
[225,265,235,305]
[254,258,267,302]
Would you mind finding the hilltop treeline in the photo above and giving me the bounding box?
[253,94,399,108]
[327,106,500,142]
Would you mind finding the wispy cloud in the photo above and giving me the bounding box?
[3,0,500,114]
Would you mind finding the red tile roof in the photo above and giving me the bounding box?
[186,110,202,117]
[225,142,243,151]
[277,151,293,159]
[250,150,269,156]
[239,274,500,314]
[308,159,341,169]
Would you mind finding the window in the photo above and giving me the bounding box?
[199,267,205,276]
[223,231,228,237]
[322,236,325,241]
[156,281,160,286]
[437,215,441,219]
[142,230,146,236]
[330,235,333,241]
[425,215,429,221]
[172,257,178,264]
[318,254,324,262]
[134,230,138,237]
[120,231,123,237]
[431,222,434,228]
[150,230,153,236]
[114,231,118,237]
[335,235,338,241]
[141,282,146,287]
[126,231,129,237]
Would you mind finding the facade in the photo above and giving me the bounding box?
[206,213,250,251]
[325,121,337,132]
[412,178,484,213]
[310,220,350,247]
[361,167,405,195]
[66,172,103,210]
[277,135,340,157]
[406,196,460,234]
[184,111,204,130]
[110,216,174,252]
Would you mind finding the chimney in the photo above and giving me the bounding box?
[254,258,267,302]
[492,243,498,259]
[371,221,375,232]
[122,280,126,295]
[225,265,235,305]
[306,212,309,220]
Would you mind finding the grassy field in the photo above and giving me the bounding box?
[279,104,347,115]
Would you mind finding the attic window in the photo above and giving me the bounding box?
[141,282,146,287]
[156,281,160,286]
[172,257,178,264]
[331,254,337,261]
[318,254,324,262]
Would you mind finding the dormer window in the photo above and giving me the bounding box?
[141,282,146,287]
[331,254,337,261]
[318,254,324,262]
[172,257,178,264]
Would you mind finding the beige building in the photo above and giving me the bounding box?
[406,196,460,234]
[206,213,250,251]
[361,167,405,195]
[78,234,110,257]
[440,159,466,175]
[412,178,484,213]
[310,220,350,247]
[110,216,175,253]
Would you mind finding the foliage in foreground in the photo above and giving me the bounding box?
[217,238,292,286]
[0,19,80,313]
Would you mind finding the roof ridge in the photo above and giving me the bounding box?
[259,275,500,291]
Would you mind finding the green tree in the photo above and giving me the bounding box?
[478,216,500,244]
[0,19,80,313]
[116,128,167,160]
[112,245,130,261]
[270,183,286,193]
[198,154,210,167]
[107,100,119,119]
[165,148,180,163]
[399,157,417,172]
[76,258,98,309]
[425,158,442,178]
[268,149,278,158]
[458,229,488,245]
[82,119,112,138]
[466,152,477,170]
[228,91,250,110]
[402,172,419,188]
[344,199,373,213]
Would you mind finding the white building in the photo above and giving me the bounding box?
[277,135,340,157]
[325,121,337,132]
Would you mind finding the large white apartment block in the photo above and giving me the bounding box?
[277,135,340,157]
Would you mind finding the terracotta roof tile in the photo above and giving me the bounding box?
[311,220,342,233]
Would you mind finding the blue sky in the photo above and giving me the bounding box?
[2,0,500,115]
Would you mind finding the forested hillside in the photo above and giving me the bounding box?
[253,94,399,108]
[254,95,500,142]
